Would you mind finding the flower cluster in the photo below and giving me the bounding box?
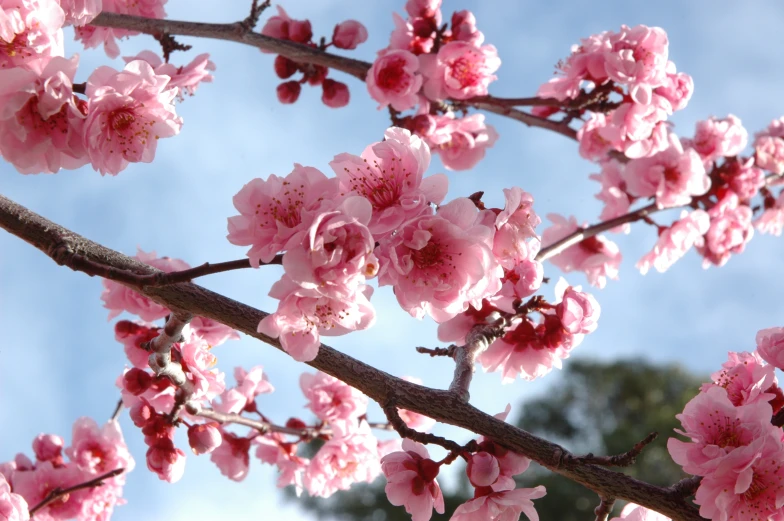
[364,0,499,170]
[0,0,213,176]
[0,417,133,521]
[668,328,784,521]
[261,6,367,107]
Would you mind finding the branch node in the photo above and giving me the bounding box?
[575,432,659,467]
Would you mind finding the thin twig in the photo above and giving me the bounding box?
[28,468,125,516]
[416,345,457,358]
[594,496,616,521]
[145,313,194,421]
[573,432,658,467]
[383,397,476,454]
[110,399,123,422]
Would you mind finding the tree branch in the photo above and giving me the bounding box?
[573,432,658,467]
[593,496,616,521]
[0,194,703,521]
[145,313,194,421]
[28,468,125,516]
[448,324,505,402]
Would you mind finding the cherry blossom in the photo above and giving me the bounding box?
[366,50,423,111]
[754,117,784,174]
[66,417,135,476]
[697,190,753,268]
[691,115,748,164]
[755,190,784,236]
[60,0,102,26]
[555,278,600,335]
[0,472,28,521]
[210,430,251,481]
[589,160,632,232]
[381,439,444,521]
[420,41,500,100]
[0,0,64,72]
[74,0,166,58]
[637,209,710,275]
[332,20,368,50]
[322,79,350,108]
[84,59,182,175]
[756,327,784,371]
[611,503,671,521]
[145,438,186,483]
[299,371,368,426]
[423,113,498,171]
[702,351,776,407]
[32,435,63,465]
[123,51,215,100]
[451,482,546,521]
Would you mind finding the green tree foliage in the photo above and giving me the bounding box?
[288,359,704,521]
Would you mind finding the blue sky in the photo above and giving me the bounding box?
[1,1,784,519]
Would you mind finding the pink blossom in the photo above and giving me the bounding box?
[210,430,251,481]
[388,13,433,55]
[720,157,765,200]
[282,196,377,299]
[451,484,546,521]
[697,191,753,268]
[330,127,447,237]
[74,0,166,58]
[703,351,776,407]
[492,187,541,269]
[377,197,502,322]
[233,365,274,405]
[190,316,239,347]
[450,11,483,46]
[227,164,339,265]
[299,371,368,426]
[381,439,444,521]
[604,25,669,103]
[60,0,101,26]
[756,327,784,371]
[84,59,182,175]
[589,160,632,232]
[177,329,226,402]
[0,55,88,174]
[332,20,367,50]
[754,135,784,174]
[0,0,64,72]
[66,417,134,476]
[405,0,441,19]
[611,503,671,521]
[0,472,28,521]
[277,81,301,103]
[123,51,215,100]
[425,113,498,171]
[260,6,293,41]
[32,435,63,464]
[466,452,500,487]
[114,320,159,369]
[397,377,436,431]
[11,462,86,520]
[541,214,621,289]
[254,433,309,494]
[537,32,611,102]
[476,405,531,478]
[437,300,502,345]
[692,115,748,163]
[637,209,710,275]
[577,113,613,161]
[600,100,670,159]
[420,41,500,100]
[101,248,189,321]
[653,62,693,112]
[755,191,784,236]
[258,276,376,362]
[322,79,349,108]
[555,279,600,335]
[366,50,423,111]
[667,386,774,476]
[695,434,784,521]
[623,135,709,208]
[304,423,381,497]
[146,438,186,483]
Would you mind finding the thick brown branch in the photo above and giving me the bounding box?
[28,468,125,516]
[668,476,702,498]
[537,203,660,262]
[0,194,703,521]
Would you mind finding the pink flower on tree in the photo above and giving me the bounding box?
[755,190,784,236]
[0,472,28,521]
[210,430,251,482]
[653,61,693,112]
[756,327,784,371]
[754,135,784,174]
[299,371,368,426]
[322,79,349,108]
[719,157,765,200]
[611,503,671,521]
[388,13,434,55]
[450,10,484,46]
[604,25,669,104]
[74,0,166,58]
[260,5,311,44]
[420,41,500,100]
[623,135,709,208]
[492,187,541,269]
[0,0,64,72]
[59,0,102,26]
[187,423,222,455]
[703,351,776,407]
[377,197,502,322]
[637,209,710,275]
[424,113,498,171]
[258,276,376,362]
[232,365,274,407]
[330,127,446,237]
[101,248,190,321]
[691,115,748,164]
[577,113,613,161]
[541,214,622,289]
[451,482,546,521]
[11,462,86,520]
[227,164,339,266]
[366,50,423,111]
[332,20,368,50]
[600,100,670,159]
[405,0,441,19]
[114,320,159,369]
[146,438,186,483]
[32,435,63,465]
[84,59,182,175]
[66,417,134,476]
[466,452,500,487]
[189,316,240,347]
[123,51,216,100]
[555,278,600,335]
[0,55,88,174]
[476,405,532,478]
[381,439,444,521]
[697,190,753,268]
[589,160,632,232]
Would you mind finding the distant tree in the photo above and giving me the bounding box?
[288,358,705,520]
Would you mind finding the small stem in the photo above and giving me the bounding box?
[573,432,658,467]
[448,324,505,402]
[594,496,616,521]
[110,399,123,422]
[416,345,457,358]
[28,468,125,516]
[383,397,474,454]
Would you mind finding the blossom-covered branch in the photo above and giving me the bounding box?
[28,468,125,517]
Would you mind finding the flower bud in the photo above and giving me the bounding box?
[274,55,298,79]
[466,452,500,487]
[322,79,349,108]
[32,434,64,463]
[276,81,301,104]
[123,368,153,395]
[332,20,368,50]
[188,422,223,455]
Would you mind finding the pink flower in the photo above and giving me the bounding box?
[420,41,500,100]
[754,118,784,174]
[755,191,784,236]
[492,187,541,269]
[210,430,251,481]
[0,55,88,174]
[604,25,669,102]
[258,276,376,362]
[451,484,546,521]
[74,0,166,58]
[114,320,159,369]
[697,191,753,268]
[756,327,784,371]
[577,113,613,161]
[388,13,433,55]
[695,434,784,521]
[299,371,368,426]
[703,351,776,407]
[233,365,274,405]
[377,197,502,322]
[146,438,186,483]
[450,10,484,46]
[720,157,765,200]
[466,452,500,487]
[398,377,436,431]
[623,135,709,208]
[66,417,134,476]
[282,196,377,299]
[611,503,671,521]
[123,51,215,100]
[366,50,423,111]
[0,472,28,521]
[555,278,600,335]
[84,59,182,175]
[190,316,239,347]
[330,127,447,237]
[667,386,774,476]
[425,113,498,171]
[637,209,710,275]
[476,405,531,478]
[600,100,670,159]
[11,462,86,520]
[0,0,64,72]
[692,115,748,163]
[381,439,444,521]
[177,329,226,402]
[405,0,441,19]
[32,435,63,464]
[332,20,367,50]
[541,214,622,289]
[304,423,381,497]
[589,160,632,232]
[653,62,693,112]
[277,81,301,103]
[260,5,311,44]
[60,0,102,26]
[227,164,339,265]
[101,248,189,321]
[322,79,349,108]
